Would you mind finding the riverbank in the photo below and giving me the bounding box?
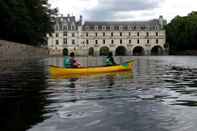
[170,50,197,55]
[0,40,49,60]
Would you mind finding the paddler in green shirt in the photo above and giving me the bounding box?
[64,52,80,68]
[105,52,116,66]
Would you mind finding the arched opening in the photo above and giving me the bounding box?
[100,46,110,56]
[88,47,94,56]
[133,46,145,56]
[115,46,127,56]
[151,46,163,55]
[63,48,69,56]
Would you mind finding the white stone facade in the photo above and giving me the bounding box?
[47,14,167,56]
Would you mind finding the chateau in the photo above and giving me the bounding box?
[47,14,167,56]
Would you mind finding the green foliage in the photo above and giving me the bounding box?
[166,12,197,54]
[0,0,57,46]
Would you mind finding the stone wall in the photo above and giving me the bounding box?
[0,40,49,60]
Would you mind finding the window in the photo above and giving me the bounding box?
[120,32,122,36]
[115,26,119,30]
[95,26,98,30]
[146,32,149,36]
[86,39,89,44]
[95,32,98,37]
[106,26,110,30]
[129,40,131,44]
[111,32,113,36]
[111,40,114,44]
[95,40,98,44]
[72,33,75,37]
[71,26,75,30]
[137,32,139,36]
[120,39,122,44]
[147,39,149,44]
[137,39,139,44]
[103,39,105,44]
[72,40,75,44]
[63,38,67,44]
[56,33,59,37]
[86,32,88,37]
[103,32,105,36]
[156,39,159,44]
[56,40,59,45]
[63,26,68,30]
[156,32,158,36]
[102,26,106,30]
[63,32,67,36]
[129,32,131,36]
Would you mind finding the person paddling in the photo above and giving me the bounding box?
[64,52,80,68]
[105,52,116,66]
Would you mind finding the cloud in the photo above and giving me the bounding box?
[48,0,197,22]
[82,0,163,20]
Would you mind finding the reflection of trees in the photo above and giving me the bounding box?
[0,61,51,131]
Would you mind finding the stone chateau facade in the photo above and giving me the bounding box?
[47,14,167,56]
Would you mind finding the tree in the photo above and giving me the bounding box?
[0,0,57,46]
[166,12,197,54]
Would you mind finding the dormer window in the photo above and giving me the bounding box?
[102,26,106,30]
[63,25,68,30]
[110,26,114,30]
[85,26,89,30]
[71,26,75,30]
[55,25,59,31]
[119,26,123,30]
[128,26,131,30]
[95,26,98,30]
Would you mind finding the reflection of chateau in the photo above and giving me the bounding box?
[47,14,167,56]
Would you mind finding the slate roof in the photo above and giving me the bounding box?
[83,19,161,31]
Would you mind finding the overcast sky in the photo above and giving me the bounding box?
[49,0,197,22]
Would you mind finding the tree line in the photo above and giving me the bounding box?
[0,0,57,46]
[166,11,197,54]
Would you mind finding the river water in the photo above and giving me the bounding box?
[1,56,197,131]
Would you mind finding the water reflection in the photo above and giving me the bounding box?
[0,59,52,131]
[1,56,197,131]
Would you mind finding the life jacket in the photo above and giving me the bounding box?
[64,57,80,68]
[64,57,71,68]
[105,57,113,66]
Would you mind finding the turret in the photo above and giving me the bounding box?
[159,16,167,29]
[79,15,83,25]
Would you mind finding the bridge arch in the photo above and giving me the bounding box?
[133,46,145,56]
[88,47,94,56]
[151,46,163,55]
[100,46,110,56]
[115,46,127,56]
[63,48,69,56]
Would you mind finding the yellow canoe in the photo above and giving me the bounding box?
[49,61,134,76]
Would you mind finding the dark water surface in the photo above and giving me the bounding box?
[1,56,197,131]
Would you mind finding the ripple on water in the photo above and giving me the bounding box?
[2,56,197,131]
[58,101,104,119]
